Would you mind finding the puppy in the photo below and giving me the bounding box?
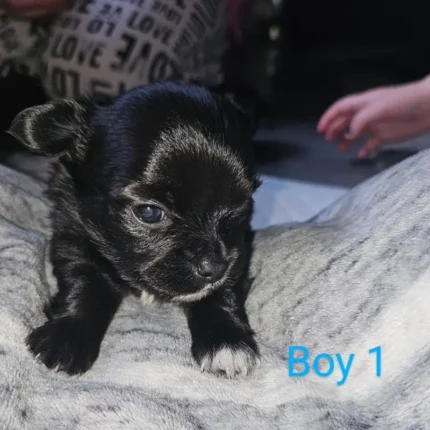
[8,82,260,378]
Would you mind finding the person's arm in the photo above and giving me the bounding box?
[318,74,430,158]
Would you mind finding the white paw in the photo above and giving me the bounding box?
[200,345,260,378]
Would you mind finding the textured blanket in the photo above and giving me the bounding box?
[1,149,430,429]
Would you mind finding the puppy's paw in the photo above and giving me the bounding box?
[26,317,100,375]
[193,336,260,378]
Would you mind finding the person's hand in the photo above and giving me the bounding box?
[317,76,430,158]
[1,0,69,18]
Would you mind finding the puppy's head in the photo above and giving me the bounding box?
[9,82,259,302]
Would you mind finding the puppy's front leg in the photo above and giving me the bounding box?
[27,236,124,375]
[184,287,260,378]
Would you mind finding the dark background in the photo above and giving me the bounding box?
[277,0,430,119]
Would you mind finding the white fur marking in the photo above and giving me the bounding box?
[172,285,216,303]
[140,291,159,308]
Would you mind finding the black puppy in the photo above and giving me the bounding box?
[8,82,260,378]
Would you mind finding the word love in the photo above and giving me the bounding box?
[288,345,382,386]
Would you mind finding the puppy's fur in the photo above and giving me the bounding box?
[9,82,260,377]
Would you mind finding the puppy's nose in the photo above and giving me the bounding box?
[196,257,228,283]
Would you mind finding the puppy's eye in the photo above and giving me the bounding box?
[134,205,166,224]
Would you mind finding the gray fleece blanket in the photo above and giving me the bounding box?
[1,148,430,429]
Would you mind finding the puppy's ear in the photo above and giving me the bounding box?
[7,98,94,158]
